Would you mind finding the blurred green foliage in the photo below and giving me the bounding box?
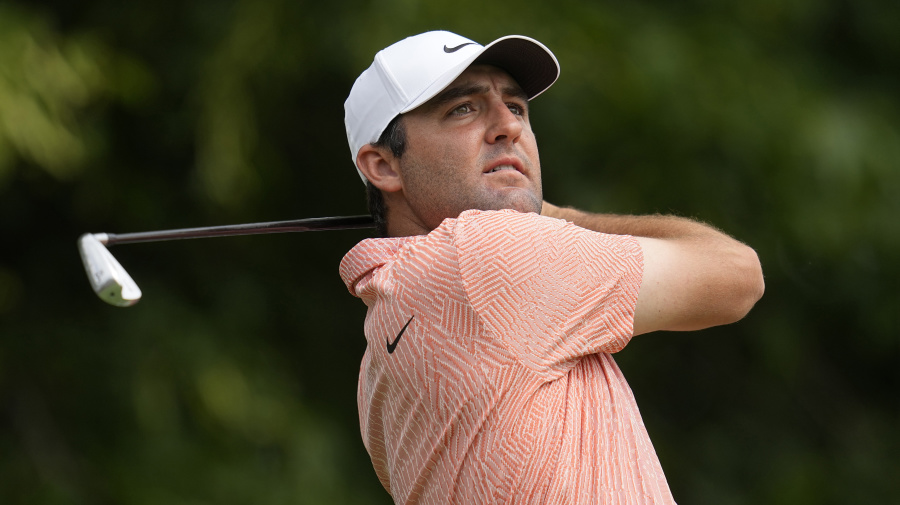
[1,0,897,503]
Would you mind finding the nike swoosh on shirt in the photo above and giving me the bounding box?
[443,42,475,53]
[387,316,414,354]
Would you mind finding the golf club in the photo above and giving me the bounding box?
[78,215,375,307]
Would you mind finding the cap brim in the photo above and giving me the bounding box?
[400,35,560,114]
[475,35,560,100]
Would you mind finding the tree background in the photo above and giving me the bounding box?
[1,0,897,503]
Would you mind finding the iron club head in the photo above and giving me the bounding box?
[78,233,142,307]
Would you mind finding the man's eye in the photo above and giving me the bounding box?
[451,104,473,115]
[507,103,525,115]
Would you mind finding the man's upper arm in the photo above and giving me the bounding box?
[632,235,764,336]
[455,210,641,371]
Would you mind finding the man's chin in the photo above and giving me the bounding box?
[485,192,542,215]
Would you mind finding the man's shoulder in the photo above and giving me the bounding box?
[448,210,576,265]
[339,210,566,284]
[450,209,564,236]
[450,209,642,269]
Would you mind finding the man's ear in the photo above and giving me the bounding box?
[356,145,402,192]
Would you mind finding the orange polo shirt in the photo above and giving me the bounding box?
[340,209,675,504]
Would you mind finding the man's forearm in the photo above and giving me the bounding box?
[541,201,724,241]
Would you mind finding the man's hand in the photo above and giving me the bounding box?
[542,201,764,336]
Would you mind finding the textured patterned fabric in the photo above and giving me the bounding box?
[340,210,675,504]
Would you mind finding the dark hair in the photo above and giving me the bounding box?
[374,114,407,158]
[366,115,407,237]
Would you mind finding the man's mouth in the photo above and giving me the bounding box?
[488,165,517,173]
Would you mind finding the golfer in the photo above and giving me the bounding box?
[340,31,764,504]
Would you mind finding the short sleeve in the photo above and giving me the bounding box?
[453,210,643,378]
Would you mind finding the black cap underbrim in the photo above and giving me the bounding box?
[474,37,560,100]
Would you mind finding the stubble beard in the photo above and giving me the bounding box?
[400,152,543,231]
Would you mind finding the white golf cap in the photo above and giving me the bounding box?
[344,30,560,183]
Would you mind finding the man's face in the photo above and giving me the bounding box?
[393,64,542,232]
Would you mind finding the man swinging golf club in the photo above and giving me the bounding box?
[340,30,764,504]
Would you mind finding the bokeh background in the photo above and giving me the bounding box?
[2,0,898,503]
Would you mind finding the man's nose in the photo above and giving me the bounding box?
[485,101,523,144]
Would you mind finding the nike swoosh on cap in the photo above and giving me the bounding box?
[443,42,476,53]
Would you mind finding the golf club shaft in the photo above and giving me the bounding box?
[99,215,375,246]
